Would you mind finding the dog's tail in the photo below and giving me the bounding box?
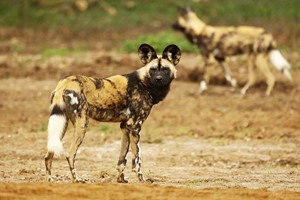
[47,90,67,156]
[269,49,293,81]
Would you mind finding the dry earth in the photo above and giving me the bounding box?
[0,29,299,199]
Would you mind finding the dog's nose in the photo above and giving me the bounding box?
[172,22,180,30]
[156,75,162,81]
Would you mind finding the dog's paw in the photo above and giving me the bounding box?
[74,177,88,183]
[117,174,128,183]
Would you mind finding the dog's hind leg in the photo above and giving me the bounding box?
[255,53,275,96]
[241,56,257,95]
[45,152,55,182]
[62,90,89,183]
[45,105,68,182]
[116,122,130,183]
[60,90,89,183]
[66,109,88,183]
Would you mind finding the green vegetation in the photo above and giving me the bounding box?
[1,0,299,30]
[143,134,163,144]
[211,138,231,147]
[97,124,113,135]
[192,0,300,25]
[0,0,299,50]
[184,178,230,187]
[184,179,204,187]
[172,126,191,136]
[233,128,253,139]
[39,121,47,132]
[11,44,24,54]
[121,30,198,53]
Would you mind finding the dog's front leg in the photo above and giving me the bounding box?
[116,122,130,183]
[129,127,144,182]
[220,62,237,89]
[198,56,215,95]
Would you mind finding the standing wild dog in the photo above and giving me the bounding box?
[44,44,181,183]
[173,7,292,96]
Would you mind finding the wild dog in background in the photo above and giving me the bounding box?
[44,44,181,183]
[173,7,292,96]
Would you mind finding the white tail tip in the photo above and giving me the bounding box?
[269,50,292,81]
[47,138,63,156]
[283,68,293,81]
[47,114,66,156]
[269,50,290,70]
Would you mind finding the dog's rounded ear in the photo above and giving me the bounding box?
[138,44,158,64]
[178,6,192,17]
[176,6,185,14]
[186,6,193,12]
[162,44,181,66]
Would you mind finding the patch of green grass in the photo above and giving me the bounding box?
[1,0,299,31]
[11,44,24,54]
[121,30,198,53]
[143,134,163,144]
[172,126,191,136]
[184,180,203,187]
[184,178,230,187]
[97,124,112,134]
[191,0,300,25]
[211,138,231,146]
[41,47,87,57]
[39,121,47,132]
[3,72,11,79]
[234,128,253,139]
[31,121,47,132]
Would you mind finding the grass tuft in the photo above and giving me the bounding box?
[121,30,198,53]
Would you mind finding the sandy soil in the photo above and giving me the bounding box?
[0,29,299,199]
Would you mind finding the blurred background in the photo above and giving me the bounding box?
[0,0,299,54]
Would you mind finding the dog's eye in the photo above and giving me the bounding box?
[162,67,170,72]
[150,68,157,72]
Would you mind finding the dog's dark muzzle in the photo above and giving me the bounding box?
[151,75,170,87]
[172,22,184,32]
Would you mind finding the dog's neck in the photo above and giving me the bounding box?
[140,74,172,105]
[146,82,171,105]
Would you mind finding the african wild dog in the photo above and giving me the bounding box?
[44,44,181,183]
[173,7,292,96]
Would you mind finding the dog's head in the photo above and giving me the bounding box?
[137,44,181,88]
[172,7,206,36]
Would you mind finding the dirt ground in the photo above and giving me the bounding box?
[0,29,299,199]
